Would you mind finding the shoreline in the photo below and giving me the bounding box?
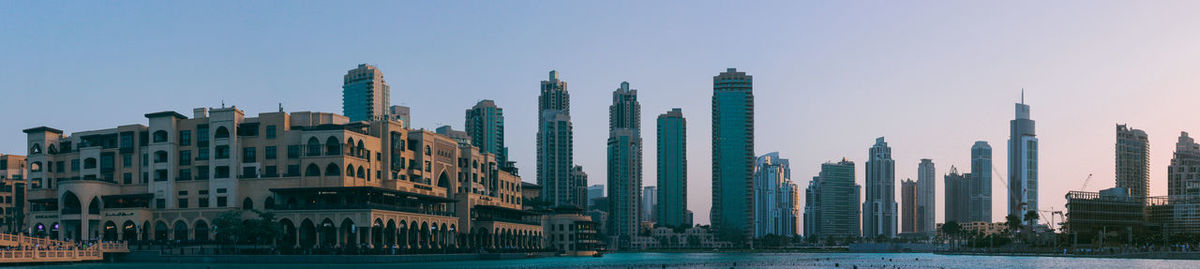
[115,250,556,264]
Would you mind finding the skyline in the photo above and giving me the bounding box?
[8,1,1200,228]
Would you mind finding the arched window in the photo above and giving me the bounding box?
[424,145,431,156]
[325,163,341,176]
[30,143,41,154]
[30,162,42,172]
[153,130,168,143]
[306,137,322,156]
[347,138,356,156]
[357,167,365,179]
[61,191,81,215]
[48,144,57,154]
[356,141,365,157]
[346,165,355,177]
[243,198,254,210]
[325,137,341,155]
[214,127,230,139]
[88,197,101,214]
[305,164,321,177]
[264,197,275,209]
[83,158,97,169]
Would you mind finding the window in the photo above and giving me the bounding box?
[199,197,210,208]
[179,150,191,165]
[197,147,209,160]
[214,126,230,139]
[156,199,166,209]
[237,123,258,136]
[305,164,320,176]
[215,166,229,178]
[30,143,41,154]
[120,132,135,149]
[178,169,192,181]
[266,125,277,139]
[122,154,132,168]
[123,173,132,184]
[287,165,300,177]
[265,146,277,160]
[242,147,256,163]
[325,137,341,155]
[30,162,42,172]
[71,159,80,171]
[325,163,340,176]
[152,130,168,143]
[196,166,210,180]
[177,130,191,146]
[287,145,300,159]
[154,151,167,163]
[425,145,431,156]
[197,125,210,146]
[215,145,229,159]
[424,161,431,172]
[154,169,167,182]
[307,138,321,156]
[242,167,257,178]
[177,199,188,209]
[216,197,227,207]
[264,165,277,177]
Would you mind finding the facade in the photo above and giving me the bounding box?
[1065,188,1151,246]
[711,68,755,242]
[1115,124,1149,200]
[1008,97,1039,222]
[944,166,971,223]
[863,137,897,239]
[900,179,916,234]
[642,186,656,223]
[937,221,1006,236]
[969,141,992,223]
[537,71,582,209]
[753,152,797,237]
[606,82,643,248]
[803,159,861,240]
[630,226,734,250]
[1166,131,1200,234]
[916,159,935,234]
[587,184,604,208]
[388,106,410,129]
[465,100,513,174]
[656,108,688,228]
[0,154,27,233]
[342,64,391,122]
[542,207,600,256]
[570,166,588,210]
[20,106,542,252]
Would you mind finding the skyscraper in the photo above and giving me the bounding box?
[642,186,656,223]
[538,71,582,208]
[901,179,917,234]
[754,152,797,237]
[606,81,642,247]
[944,166,971,223]
[863,137,897,239]
[657,108,688,228]
[466,100,513,173]
[916,159,936,234]
[970,141,993,222]
[711,68,754,241]
[804,159,861,240]
[342,63,390,122]
[388,105,410,129]
[1169,132,1200,197]
[588,184,605,208]
[1116,124,1149,200]
[1008,94,1038,221]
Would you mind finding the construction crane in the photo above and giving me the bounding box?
[1079,173,1094,191]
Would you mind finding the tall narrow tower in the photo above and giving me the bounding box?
[538,71,581,208]
[711,68,754,242]
[916,159,936,234]
[1115,124,1149,200]
[970,141,992,222]
[1008,92,1038,222]
[863,137,897,238]
[657,108,688,228]
[466,100,513,173]
[342,64,390,122]
[606,81,642,248]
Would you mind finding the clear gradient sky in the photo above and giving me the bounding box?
[4,1,1200,228]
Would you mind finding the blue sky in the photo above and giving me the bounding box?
[5,1,1200,226]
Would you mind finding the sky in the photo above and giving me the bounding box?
[5,1,1200,228]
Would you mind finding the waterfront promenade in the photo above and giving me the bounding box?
[0,233,128,264]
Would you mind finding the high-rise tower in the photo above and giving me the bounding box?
[538,71,581,208]
[466,100,513,173]
[970,141,992,222]
[711,68,754,242]
[1008,93,1038,222]
[342,64,390,122]
[606,81,642,247]
[657,108,688,228]
[1116,124,1149,200]
[916,159,936,234]
[863,137,897,238]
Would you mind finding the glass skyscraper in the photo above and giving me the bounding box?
[711,68,754,242]
[538,71,582,209]
[657,108,688,228]
[804,159,861,240]
[970,141,992,222]
[342,63,390,122]
[606,81,642,248]
[1008,96,1038,221]
[466,100,513,173]
[863,137,897,238]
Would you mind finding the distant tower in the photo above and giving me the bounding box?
[342,64,390,121]
[944,166,971,223]
[863,137,897,238]
[916,159,936,234]
[657,108,688,228]
[1115,124,1149,199]
[711,68,755,242]
[1008,92,1038,222]
[970,141,992,222]
[466,100,513,173]
[537,71,581,208]
[389,105,410,128]
[754,152,795,237]
[901,179,917,234]
[606,81,642,248]
[1169,132,1200,198]
[804,159,861,239]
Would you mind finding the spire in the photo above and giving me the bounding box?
[1021,88,1025,104]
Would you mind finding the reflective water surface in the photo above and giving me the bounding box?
[20,252,1200,269]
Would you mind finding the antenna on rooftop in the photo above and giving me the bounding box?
[279,103,284,112]
[1021,88,1025,104]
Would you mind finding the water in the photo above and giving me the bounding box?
[17,252,1200,268]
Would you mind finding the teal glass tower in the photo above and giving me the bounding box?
[657,108,688,228]
[606,82,642,248]
[466,100,513,173]
[711,68,754,242]
[538,71,582,208]
[342,63,390,122]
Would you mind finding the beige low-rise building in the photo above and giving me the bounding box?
[630,226,734,250]
[21,106,541,252]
